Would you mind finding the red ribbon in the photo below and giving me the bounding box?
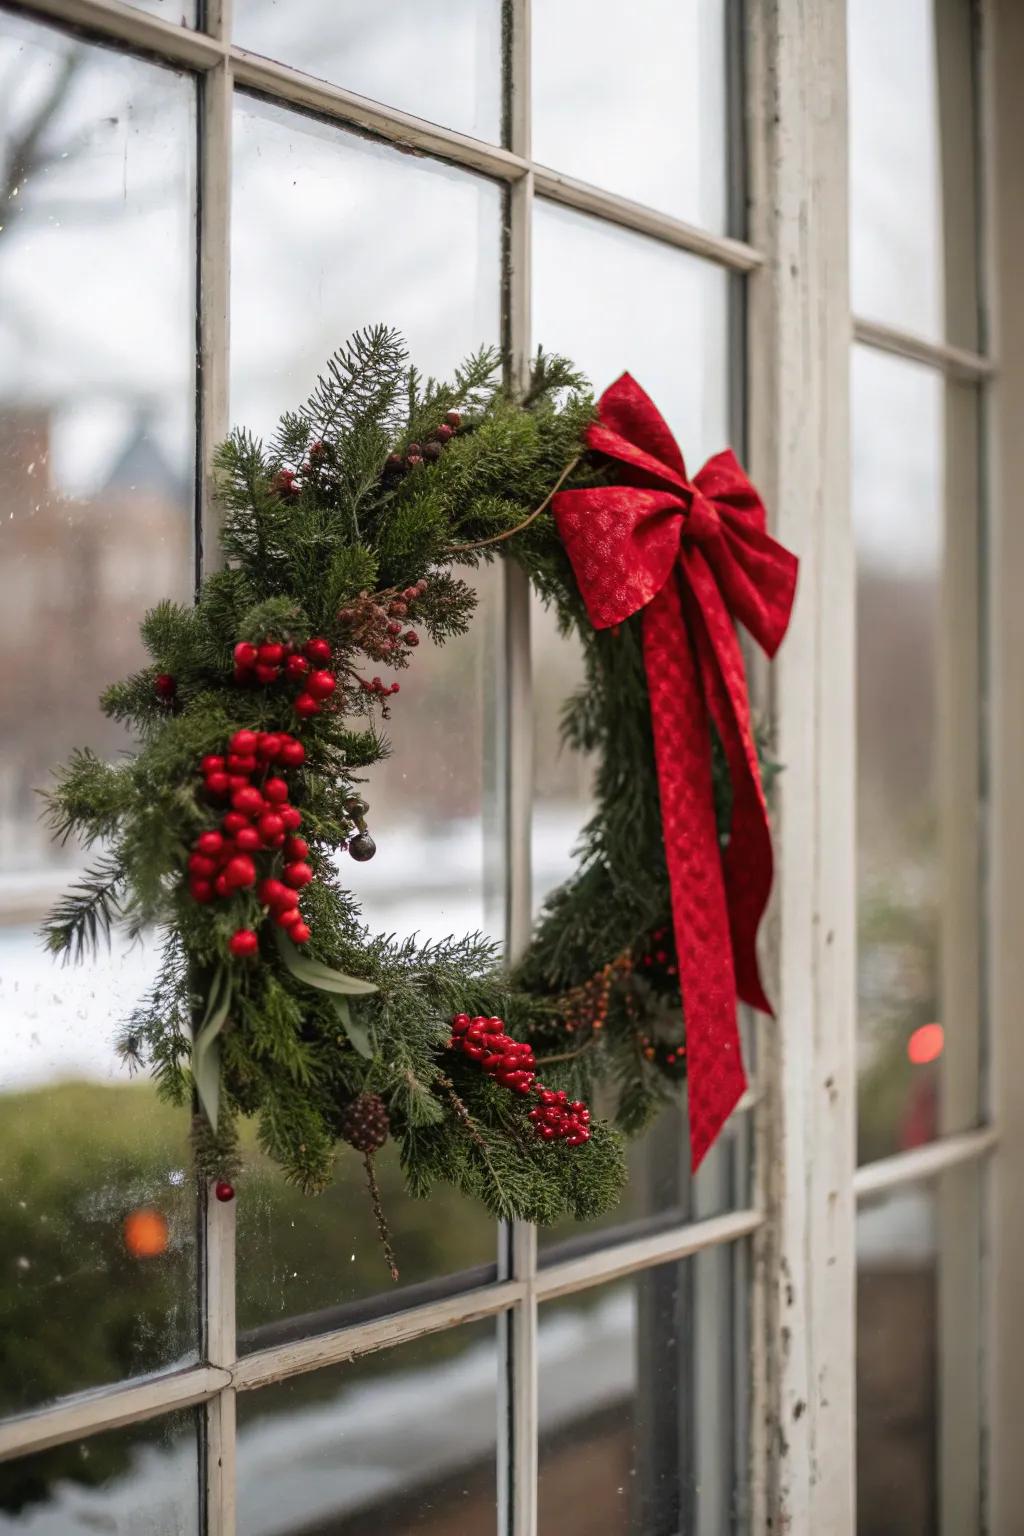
[552,374,798,1169]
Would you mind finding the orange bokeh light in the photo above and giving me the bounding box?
[123,1207,169,1259]
[907,1023,944,1066]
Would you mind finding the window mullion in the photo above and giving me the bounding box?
[745,0,857,1530]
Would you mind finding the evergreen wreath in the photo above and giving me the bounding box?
[43,326,760,1258]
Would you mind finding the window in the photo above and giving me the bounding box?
[1,1,1020,1532]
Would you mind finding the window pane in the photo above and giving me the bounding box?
[0,17,198,1413]
[854,348,981,1162]
[533,201,732,468]
[236,1323,498,1533]
[0,1409,200,1533]
[857,1164,982,1535]
[231,98,502,1329]
[539,1250,748,1533]
[532,0,731,231]
[848,0,979,347]
[233,1,502,143]
[127,0,197,24]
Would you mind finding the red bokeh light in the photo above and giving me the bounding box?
[907,1023,944,1066]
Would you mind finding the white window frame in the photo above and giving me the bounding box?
[0,0,1017,1531]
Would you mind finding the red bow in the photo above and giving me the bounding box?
[553,374,798,1169]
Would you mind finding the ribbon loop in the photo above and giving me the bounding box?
[553,373,798,1170]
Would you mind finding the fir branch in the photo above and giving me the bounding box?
[41,853,125,962]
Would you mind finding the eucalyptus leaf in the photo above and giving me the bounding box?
[333,995,373,1060]
[193,965,231,1132]
[274,929,379,995]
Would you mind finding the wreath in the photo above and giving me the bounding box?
[43,327,796,1273]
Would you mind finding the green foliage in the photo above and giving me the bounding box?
[41,326,758,1246]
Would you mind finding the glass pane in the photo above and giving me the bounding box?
[0,17,198,1413]
[127,0,197,23]
[231,98,502,1333]
[233,1,502,143]
[854,349,980,1162]
[539,1250,748,1533]
[236,1323,498,1533]
[533,201,732,469]
[532,0,731,231]
[848,0,979,347]
[857,1164,982,1535]
[0,1409,200,1533]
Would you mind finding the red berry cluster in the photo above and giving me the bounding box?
[450,1014,537,1094]
[232,635,337,720]
[385,409,460,477]
[448,1014,592,1148]
[528,1089,592,1147]
[189,728,315,955]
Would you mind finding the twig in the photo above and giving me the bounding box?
[446,453,582,555]
[363,1151,399,1283]
[533,1039,600,1068]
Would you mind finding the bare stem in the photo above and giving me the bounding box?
[446,452,582,555]
[363,1151,399,1283]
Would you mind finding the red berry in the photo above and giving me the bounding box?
[214,1180,235,1202]
[227,754,257,775]
[275,905,302,928]
[154,673,176,699]
[306,669,336,699]
[254,663,280,686]
[285,654,310,680]
[278,740,305,767]
[258,642,284,666]
[233,641,258,669]
[205,772,231,798]
[257,812,286,845]
[390,683,400,694]
[189,879,214,904]
[273,885,299,910]
[289,922,311,945]
[258,878,288,907]
[214,873,229,898]
[279,806,303,830]
[196,831,225,857]
[224,855,257,889]
[257,733,283,760]
[232,786,264,816]
[222,811,247,835]
[445,409,461,427]
[263,778,290,804]
[404,630,419,647]
[305,637,332,665]
[402,587,418,602]
[235,826,262,852]
[283,861,313,888]
[406,453,423,468]
[294,693,320,718]
[201,755,225,775]
[285,837,309,861]
[435,423,453,443]
[230,730,258,755]
[228,928,259,958]
[227,774,250,792]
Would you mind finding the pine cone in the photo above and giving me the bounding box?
[340,1093,390,1153]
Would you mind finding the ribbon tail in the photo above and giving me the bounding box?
[682,549,775,1016]
[641,582,747,1172]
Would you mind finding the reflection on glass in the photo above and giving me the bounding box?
[853,349,977,1162]
[233,0,502,143]
[857,1166,981,1535]
[533,0,730,230]
[0,1410,200,1532]
[848,0,979,346]
[0,16,197,1413]
[539,1254,746,1534]
[533,201,732,468]
[236,1324,498,1534]
[231,98,502,1323]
